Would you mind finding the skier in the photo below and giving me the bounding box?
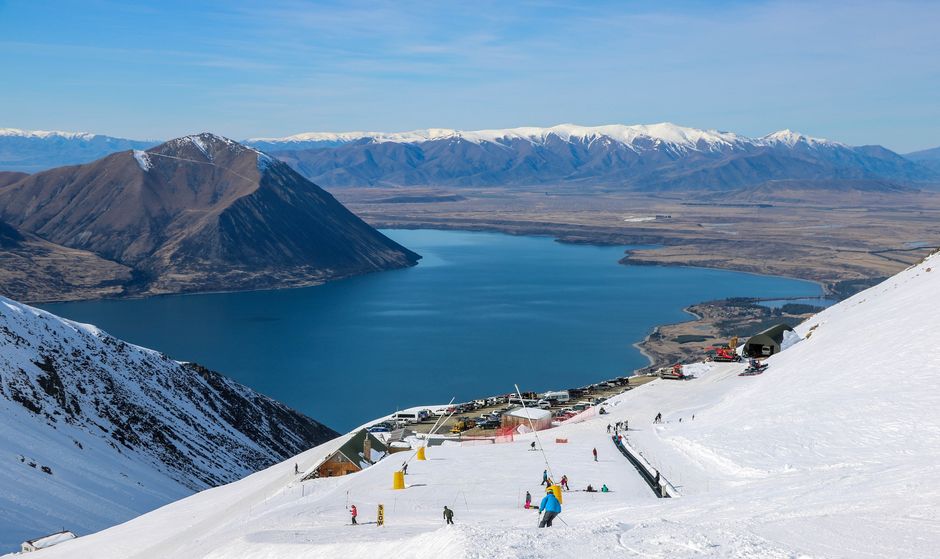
[560,474,569,491]
[538,487,562,528]
[625,419,629,431]
[294,463,299,475]
[349,504,358,525]
[586,484,596,492]
[524,491,532,509]
[593,447,598,462]
[531,441,536,451]
[402,463,408,475]
[606,423,611,433]
[443,505,454,525]
[541,469,549,486]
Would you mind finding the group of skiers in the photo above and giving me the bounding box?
[607,420,629,433]
[346,504,455,525]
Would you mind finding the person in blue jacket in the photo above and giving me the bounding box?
[538,487,562,527]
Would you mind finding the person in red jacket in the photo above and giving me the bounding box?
[349,504,358,525]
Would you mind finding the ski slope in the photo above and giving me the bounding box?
[24,252,940,558]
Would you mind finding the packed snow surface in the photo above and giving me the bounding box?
[25,252,940,558]
[248,122,839,151]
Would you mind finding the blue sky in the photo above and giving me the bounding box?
[0,0,937,151]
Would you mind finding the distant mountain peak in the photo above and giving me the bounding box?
[760,129,841,147]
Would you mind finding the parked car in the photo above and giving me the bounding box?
[536,399,552,410]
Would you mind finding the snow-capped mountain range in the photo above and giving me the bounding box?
[0,295,338,551]
[247,123,838,151]
[248,123,936,189]
[3,124,935,190]
[23,249,940,558]
[0,128,155,173]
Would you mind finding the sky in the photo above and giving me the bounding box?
[0,0,937,152]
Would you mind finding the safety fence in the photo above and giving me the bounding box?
[610,434,678,498]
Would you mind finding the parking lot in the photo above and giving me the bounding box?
[373,374,658,438]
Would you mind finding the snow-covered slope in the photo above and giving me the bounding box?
[0,297,337,552]
[24,251,940,558]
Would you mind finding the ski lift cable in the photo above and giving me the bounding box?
[514,383,557,483]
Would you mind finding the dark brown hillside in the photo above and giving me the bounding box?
[0,133,419,300]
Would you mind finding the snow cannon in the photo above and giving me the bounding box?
[393,470,405,490]
[550,484,563,504]
[417,446,426,461]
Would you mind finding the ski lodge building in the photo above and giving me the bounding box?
[501,407,553,432]
[745,324,794,357]
[305,429,388,478]
[21,530,76,553]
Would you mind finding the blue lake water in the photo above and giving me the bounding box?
[41,229,823,431]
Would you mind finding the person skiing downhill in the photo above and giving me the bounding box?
[525,491,532,509]
[541,469,549,486]
[538,487,562,528]
[606,423,611,433]
[443,506,454,525]
[349,504,358,525]
[560,475,569,491]
[593,447,598,461]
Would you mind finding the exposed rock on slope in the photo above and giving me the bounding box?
[0,295,338,550]
[0,133,419,301]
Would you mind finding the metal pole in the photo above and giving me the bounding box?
[514,383,555,482]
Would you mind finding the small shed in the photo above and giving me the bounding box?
[501,407,553,432]
[21,530,76,553]
[745,324,794,357]
[309,429,388,479]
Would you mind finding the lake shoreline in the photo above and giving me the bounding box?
[40,228,828,431]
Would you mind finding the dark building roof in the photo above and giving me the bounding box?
[336,429,388,464]
[749,324,794,345]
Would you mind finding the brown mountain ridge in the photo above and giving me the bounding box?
[0,133,419,301]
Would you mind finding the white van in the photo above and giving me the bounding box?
[542,390,570,403]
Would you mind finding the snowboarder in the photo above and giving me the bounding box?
[601,484,609,493]
[560,475,569,491]
[443,505,454,525]
[525,491,532,509]
[349,504,358,525]
[541,469,549,486]
[593,447,598,461]
[538,487,561,528]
